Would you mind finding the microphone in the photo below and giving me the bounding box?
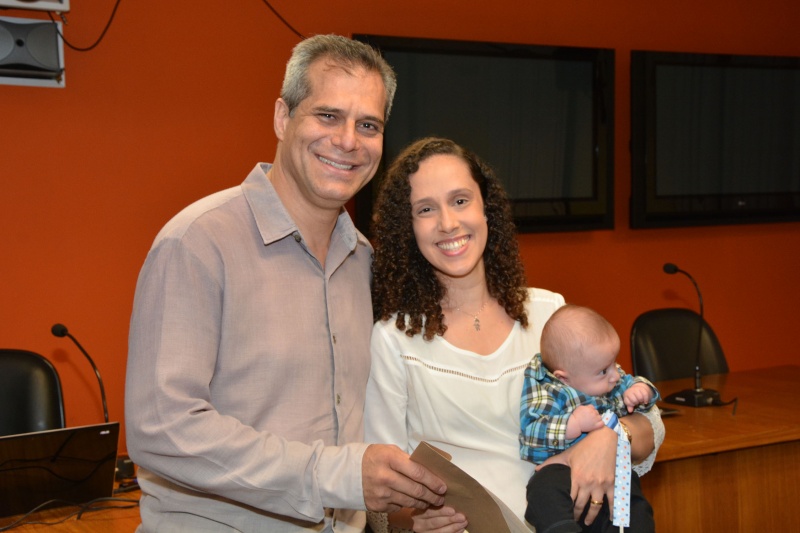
[663,262,704,328]
[51,323,109,423]
[661,263,721,407]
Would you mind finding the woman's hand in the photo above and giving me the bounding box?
[411,506,468,533]
[537,426,617,525]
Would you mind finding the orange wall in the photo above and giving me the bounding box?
[1,1,798,454]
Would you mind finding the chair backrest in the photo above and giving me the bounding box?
[630,308,729,383]
[0,349,66,437]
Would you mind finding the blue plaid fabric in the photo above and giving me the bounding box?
[519,353,659,464]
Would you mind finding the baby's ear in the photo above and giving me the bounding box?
[554,369,569,383]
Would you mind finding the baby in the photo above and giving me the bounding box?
[520,304,659,532]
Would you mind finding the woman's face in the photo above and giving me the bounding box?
[408,154,488,283]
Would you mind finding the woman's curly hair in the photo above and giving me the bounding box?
[371,137,529,340]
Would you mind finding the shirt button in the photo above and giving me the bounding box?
[332,334,337,344]
[336,393,341,405]
[293,232,301,242]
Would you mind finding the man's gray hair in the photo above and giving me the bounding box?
[281,34,397,120]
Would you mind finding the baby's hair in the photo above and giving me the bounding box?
[540,304,619,372]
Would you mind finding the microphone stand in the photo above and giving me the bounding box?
[52,323,110,423]
[662,264,722,407]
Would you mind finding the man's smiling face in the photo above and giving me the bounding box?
[273,58,387,212]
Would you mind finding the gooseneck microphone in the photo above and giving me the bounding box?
[661,263,721,407]
[51,323,109,423]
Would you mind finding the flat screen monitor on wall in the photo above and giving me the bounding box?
[352,34,615,234]
[630,50,800,229]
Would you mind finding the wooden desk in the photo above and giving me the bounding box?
[1,489,141,532]
[641,365,800,532]
[5,368,798,531]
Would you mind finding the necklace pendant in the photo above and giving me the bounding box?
[473,317,481,331]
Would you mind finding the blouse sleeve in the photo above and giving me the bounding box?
[364,321,410,450]
[632,406,665,477]
[364,321,416,533]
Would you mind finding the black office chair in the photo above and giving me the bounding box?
[0,349,66,437]
[630,308,729,383]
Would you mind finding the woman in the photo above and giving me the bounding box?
[365,138,664,533]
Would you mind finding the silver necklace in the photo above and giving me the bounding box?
[455,300,488,331]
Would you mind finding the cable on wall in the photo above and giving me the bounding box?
[47,0,122,52]
[37,0,302,56]
[42,0,302,55]
[261,0,304,39]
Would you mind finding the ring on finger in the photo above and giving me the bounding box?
[590,499,603,506]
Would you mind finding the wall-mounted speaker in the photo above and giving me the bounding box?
[0,1,70,12]
[0,17,62,80]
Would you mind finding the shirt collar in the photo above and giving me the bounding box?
[241,163,366,251]
[530,353,550,381]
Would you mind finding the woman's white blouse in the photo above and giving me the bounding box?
[365,288,565,522]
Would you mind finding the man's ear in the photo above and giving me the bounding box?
[274,98,290,141]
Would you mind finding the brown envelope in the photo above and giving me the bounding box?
[410,441,532,533]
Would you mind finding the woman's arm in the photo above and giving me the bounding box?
[537,407,663,525]
[537,426,617,525]
[620,412,655,462]
[626,407,665,476]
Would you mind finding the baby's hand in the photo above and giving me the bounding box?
[568,404,605,438]
[623,383,654,412]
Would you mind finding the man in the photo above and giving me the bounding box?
[125,35,445,533]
